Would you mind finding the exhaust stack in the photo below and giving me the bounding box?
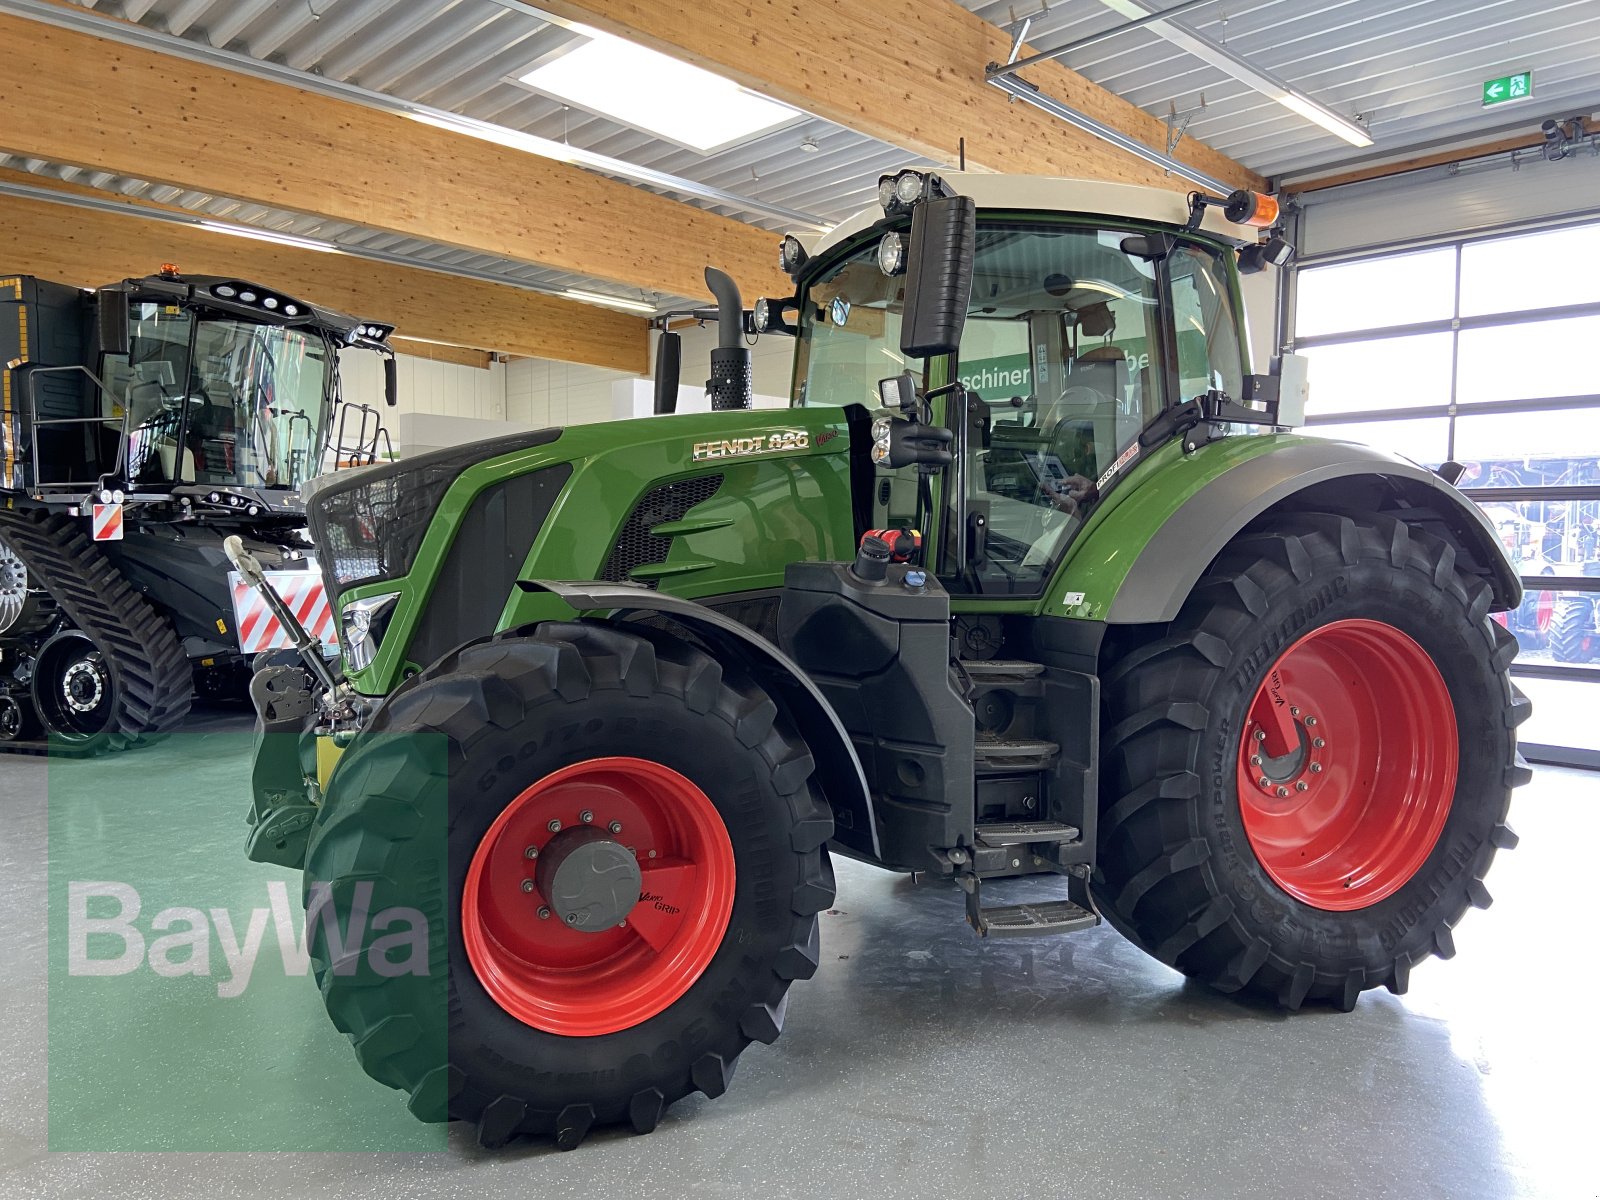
[703,267,752,411]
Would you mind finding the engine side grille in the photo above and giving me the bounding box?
[599,475,723,589]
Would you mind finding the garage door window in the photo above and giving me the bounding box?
[1291,217,1600,763]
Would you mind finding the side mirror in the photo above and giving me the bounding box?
[899,194,976,359]
[96,291,130,357]
[654,329,681,415]
[383,354,398,408]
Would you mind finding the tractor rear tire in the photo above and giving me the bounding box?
[304,622,833,1149]
[1096,512,1528,1011]
[1548,596,1597,663]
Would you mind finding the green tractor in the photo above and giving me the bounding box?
[235,171,1529,1150]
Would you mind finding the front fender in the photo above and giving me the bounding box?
[1050,435,1520,624]
[520,580,879,862]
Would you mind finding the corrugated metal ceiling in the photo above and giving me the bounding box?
[962,0,1600,178]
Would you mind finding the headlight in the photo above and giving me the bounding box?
[752,298,772,332]
[341,591,400,673]
[870,439,893,465]
[877,231,906,277]
[893,170,925,206]
[871,416,894,442]
[779,235,808,276]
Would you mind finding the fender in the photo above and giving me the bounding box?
[1059,436,1520,625]
[520,579,879,861]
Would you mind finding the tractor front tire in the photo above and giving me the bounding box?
[304,622,833,1149]
[1097,512,1527,1011]
[1548,596,1597,663]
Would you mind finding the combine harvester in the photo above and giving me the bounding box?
[1,266,394,751]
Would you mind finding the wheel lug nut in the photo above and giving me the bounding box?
[537,906,550,920]
[1296,781,1308,792]
[1259,777,1271,788]
[647,849,657,858]
[524,845,538,859]
[1290,706,1301,717]
[1310,763,1323,774]
[1305,715,1318,727]
[520,879,534,893]
[1313,737,1325,749]
[1254,730,1267,742]
[1275,786,1289,797]
[547,819,561,832]
[1250,755,1262,766]
[580,810,593,824]
[565,913,578,924]
[609,820,623,834]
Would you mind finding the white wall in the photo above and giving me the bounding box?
[337,347,507,421]
[504,358,637,428]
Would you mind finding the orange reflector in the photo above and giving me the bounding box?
[159,262,181,277]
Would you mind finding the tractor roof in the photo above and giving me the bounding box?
[806,173,1243,259]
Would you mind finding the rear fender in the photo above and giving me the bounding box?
[519,580,878,861]
[1052,436,1520,625]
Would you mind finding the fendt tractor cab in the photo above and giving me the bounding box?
[0,266,396,750]
[234,172,1528,1151]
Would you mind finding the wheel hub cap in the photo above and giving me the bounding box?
[63,660,105,713]
[535,826,643,932]
[1236,619,1458,911]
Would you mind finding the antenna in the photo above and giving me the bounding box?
[959,137,966,171]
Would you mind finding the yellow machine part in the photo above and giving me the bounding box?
[316,736,346,791]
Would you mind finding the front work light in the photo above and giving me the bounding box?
[779,234,808,276]
[877,231,906,276]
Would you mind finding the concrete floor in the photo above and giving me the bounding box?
[0,715,1595,1199]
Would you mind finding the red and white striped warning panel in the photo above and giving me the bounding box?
[91,503,124,542]
[228,570,339,655]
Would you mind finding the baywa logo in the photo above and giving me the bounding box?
[67,880,430,999]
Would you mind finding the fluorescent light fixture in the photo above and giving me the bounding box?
[562,288,657,314]
[517,28,801,154]
[405,111,585,164]
[1097,0,1373,148]
[198,220,341,254]
[1276,92,1373,148]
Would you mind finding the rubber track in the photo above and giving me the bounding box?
[0,510,191,752]
[307,621,834,1149]
[1096,512,1525,1011]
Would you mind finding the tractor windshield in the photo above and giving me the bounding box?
[107,304,333,493]
[794,220,1244,596]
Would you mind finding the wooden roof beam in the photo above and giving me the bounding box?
[0,10,788,303]
[0,188,649,374]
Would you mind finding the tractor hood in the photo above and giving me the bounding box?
[303,408,860,694]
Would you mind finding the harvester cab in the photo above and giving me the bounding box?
[0,266,396,750]
[238,170,1529,1150]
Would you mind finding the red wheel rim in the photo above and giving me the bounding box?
[1236,619,1458,911]
[461,757,736,1037]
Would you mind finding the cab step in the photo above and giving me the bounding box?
[974,733,1058,771]
[971,899,1099,938]
[961,659,1045,681]
[975,821,1080,847]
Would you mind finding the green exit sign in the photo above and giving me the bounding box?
[1482,71,1533,107]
